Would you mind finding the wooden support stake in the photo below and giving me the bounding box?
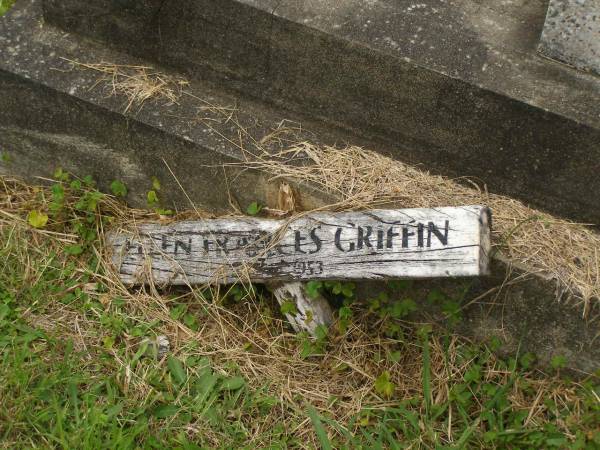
[268,282,334,335]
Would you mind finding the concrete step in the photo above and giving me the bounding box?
[39,0,600,225]
[1,0,599,374]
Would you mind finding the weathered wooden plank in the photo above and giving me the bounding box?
[108,206,491,285]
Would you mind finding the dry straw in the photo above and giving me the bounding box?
[0,55,589,447]
[0,59,595,447]
[1,152,598,447]
[61,58,188,113]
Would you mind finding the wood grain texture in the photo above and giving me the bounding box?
[108,206,492,285]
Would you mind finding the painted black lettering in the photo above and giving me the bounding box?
[175,238,192,255]
[402,224,414,248]
[427,220,449,247]
[357,226,373,249]
[203,239,214,254]
[388,226,400,249]
[263,232,289,257]
[377,229,385,250]
[274,242,289,256]
[418,223,424,247]
[309,227,322,254]
[238,237,257,257]
[295,231,307,254]
[335,227,356,252]
[216,237,229,255]
[255,231,270,251]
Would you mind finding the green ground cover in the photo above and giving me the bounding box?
[0,174,598,449]
[0,0,16,16]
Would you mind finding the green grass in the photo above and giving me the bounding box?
[0,175,599,448]
[0,0,16,16]
[0,239,284,448]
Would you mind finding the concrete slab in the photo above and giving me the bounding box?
[539,0,600,75]
[39,0,600,225]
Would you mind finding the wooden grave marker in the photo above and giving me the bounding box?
[108,206,491,333]
[109,206,491,284]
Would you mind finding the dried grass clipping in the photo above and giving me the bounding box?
[62,59,188,112]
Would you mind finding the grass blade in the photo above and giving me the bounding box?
[307,406,333,450]
[422,332,432,415]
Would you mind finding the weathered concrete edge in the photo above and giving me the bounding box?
[0,1,340,212]
[0,68,334,214]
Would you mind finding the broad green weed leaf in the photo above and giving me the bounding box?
[374,371,395,399]
[168,357,187,385]
[27,210,48,229]
[110,180,128,197]
[246,201,262,216]
[220,376,245,391]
